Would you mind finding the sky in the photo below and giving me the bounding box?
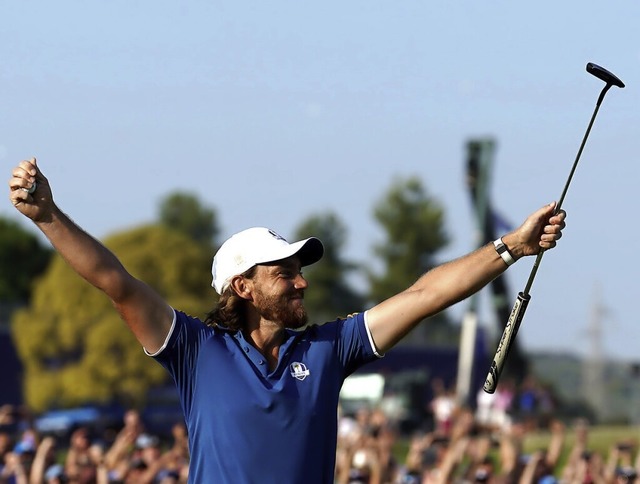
[1,1,639,361]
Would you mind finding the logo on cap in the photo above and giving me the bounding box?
[289,362,310,381]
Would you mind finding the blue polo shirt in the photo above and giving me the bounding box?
[150,309,379,483]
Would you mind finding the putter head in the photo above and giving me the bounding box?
[587,62,625,88]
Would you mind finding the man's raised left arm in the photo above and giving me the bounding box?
[366,202,566,353]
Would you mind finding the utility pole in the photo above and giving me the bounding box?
[581,283,606,421]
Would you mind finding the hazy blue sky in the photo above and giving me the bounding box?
[2,1,638,361]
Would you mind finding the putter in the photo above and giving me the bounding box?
[483,62,625,394]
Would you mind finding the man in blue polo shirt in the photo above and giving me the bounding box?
[9,158,566,483]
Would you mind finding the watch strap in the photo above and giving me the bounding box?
[493,238,515,266]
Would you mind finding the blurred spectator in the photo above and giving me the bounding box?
[336,406,401,484]
[615,466,638,484]
[4,374,640,483]
[122,410,144,441]
[476,379,515,432]
[0,450,27,484]
[65,427,96,483]
[429,379,457,437]
[44,463,66,484]
[0,431,12,464]
[31,436,60,483]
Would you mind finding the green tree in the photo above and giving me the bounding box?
[158,192,219,249]
[0,217,52,303]
[293,213,364,323]
[11,224,214,412]
[368,177,457,346]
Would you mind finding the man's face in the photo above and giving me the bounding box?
[251,257,308,329]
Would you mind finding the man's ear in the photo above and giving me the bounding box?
[229,275,252,300]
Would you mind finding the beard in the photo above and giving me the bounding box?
[253,288,308,329]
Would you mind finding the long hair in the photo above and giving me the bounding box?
[204,266,257,332]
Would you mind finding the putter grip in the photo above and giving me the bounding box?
[483,292,531,394]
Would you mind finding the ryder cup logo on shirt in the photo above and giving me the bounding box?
[289,362,310,381]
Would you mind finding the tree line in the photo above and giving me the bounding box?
[2,176,458,412]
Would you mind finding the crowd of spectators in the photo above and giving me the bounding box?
[1,375,638,484]
[335,377,640,484]
[0,406,189,483]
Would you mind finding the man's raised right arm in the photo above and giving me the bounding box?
[9,158,173,353]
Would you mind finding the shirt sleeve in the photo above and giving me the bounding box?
[148,309,213,419]
[332,311,383,377]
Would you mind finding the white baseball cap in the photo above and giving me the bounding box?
[211,227,324,294]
